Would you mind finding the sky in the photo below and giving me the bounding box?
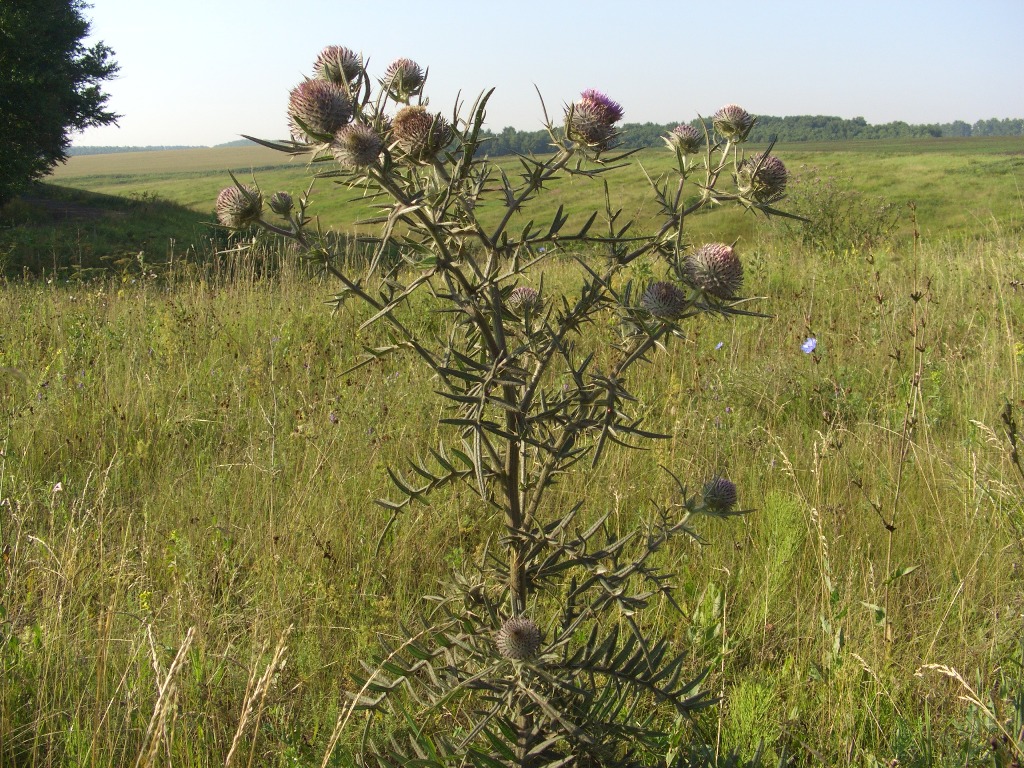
[72,0,1024,148]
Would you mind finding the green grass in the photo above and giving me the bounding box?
[0,138,1023,765]
[32,135,1024,267]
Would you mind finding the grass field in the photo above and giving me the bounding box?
[32,135,1024,258]
[0,136,1023,766]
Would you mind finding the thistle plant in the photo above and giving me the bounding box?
[220,46,793,768]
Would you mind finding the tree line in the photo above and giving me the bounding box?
[479,116,1024,157]
[68,117,1023,159]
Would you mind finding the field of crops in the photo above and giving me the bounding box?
[1,135,1023,766]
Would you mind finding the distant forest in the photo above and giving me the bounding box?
[68,116,1024,157]
[480,115,1024,156]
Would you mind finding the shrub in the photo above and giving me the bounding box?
[767,164,901,256]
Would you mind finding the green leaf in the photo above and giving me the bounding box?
[882,564,920,586]
[861,601,887,626]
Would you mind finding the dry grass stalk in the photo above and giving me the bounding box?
[134,626,195,768]
[225,625,293,768]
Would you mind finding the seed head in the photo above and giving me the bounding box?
[685,243,744,300]
[702,476,738,513]
[216,185,262,228]
[496,616,542,661]
[713,104,755,142]
[665,123,703,155]
[392,106,452,162]
[288,79,353,142]
[737,153,788,204]
[268,191,293,216]
[332,123,384,169]
[641,281,688,320]
[508,286,541,312]
[565,89,623,150]
[381,58,425,102]
[313,46,363,86]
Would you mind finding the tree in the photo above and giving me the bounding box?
[0,0,118,206]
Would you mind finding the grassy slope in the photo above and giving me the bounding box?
[44,136,1024,243]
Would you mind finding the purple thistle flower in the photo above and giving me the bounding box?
[332,123,384,169]
[579,89,624,125]
[641,281,688,320]
[684,243,743,300]
[702,476,738,513]
[507,286,541,311]
[381,58,425,102]
[392,106,453,162]
[737,153,789,203]
[713,104,755,142]
[565,89,624,151]
[216,185,262,228]
[665,123,703,155]
[313,46,363,87]
[496,616,542,660]
[268,191,293,216]
[287,79,353,142]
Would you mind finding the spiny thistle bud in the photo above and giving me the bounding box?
[216,185,262,228]
[496,616,542,660]
[665,123,703,155]
[685,243,744,300]
[712,104,755,142]
[702,476,738,513]
[332,123,384,169]
[287,80,353,143]
[268,191,293,216]
[736,153,788,204]
[564,89,623,150]
[641,281,688,320]
[392,106,452,162]
[381,58,425,102]
[508,286,541,311]
[313,46,363,87]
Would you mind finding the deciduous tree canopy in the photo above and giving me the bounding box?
[0,0,118,205]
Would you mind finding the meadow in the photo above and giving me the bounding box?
[0,136,1023,766]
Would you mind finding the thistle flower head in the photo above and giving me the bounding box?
[665,123,703,155]
[713,104,755,142]
[268,191,293,216]
[381,58,425,102]
[702,476,738,513]
[332,123,384,169]
[508,286,541,312]
[641,281,688,320]
[313,46,363,87]
[496,616,542,660]
[565,89,623,150]
[579,89,624,125]
[392,106,452,162]
[684,243,744,300]
[736,153,788,203]
[287,79,353,143]
[216,185,262,228]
